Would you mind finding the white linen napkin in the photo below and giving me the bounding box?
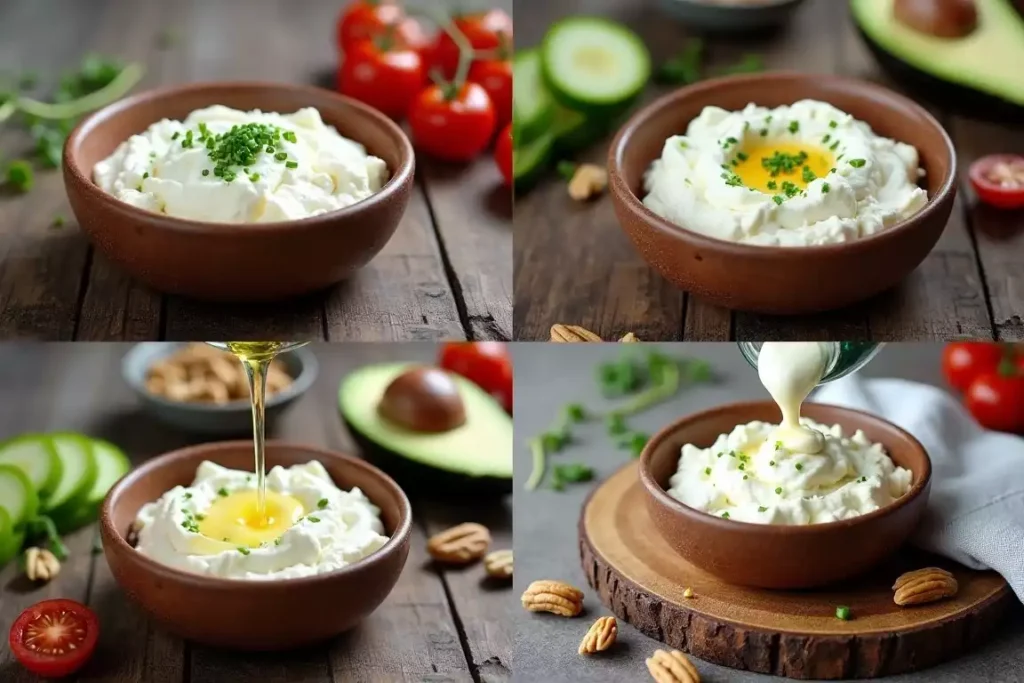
[815,376,1024,602]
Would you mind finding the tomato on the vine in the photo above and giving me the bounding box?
[968,154,1024,209]
[494,123,512,187]
[431,9,513,78]
[941,342,1005,392]
[439,342,512,413]
[409,82,496,162]
[339,38,425,120]
[965,370,1024,433]
[337,1,405,52]
[10,599,99,678]
[469,58,512,130]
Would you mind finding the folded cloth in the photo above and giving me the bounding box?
[815,376,1024,602]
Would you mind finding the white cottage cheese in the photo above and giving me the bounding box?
[134,460,389,579]
[94,105,388,223]
[643,99,927,246]
[666,419,913,525]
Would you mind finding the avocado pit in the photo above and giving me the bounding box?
[893,0,978,38]
[378,367,466,433]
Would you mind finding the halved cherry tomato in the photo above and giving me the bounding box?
[339,38,425,120]
[469,58,512,131]
[9,599,99,678]
[439,342,512,413]
[965,369,1024,433]
[408,82,496,162]
[968,154,1024,209]
[941,342,1006,392]
[494,123,512,187]
[337,1,405,53]
[431,9,513,78]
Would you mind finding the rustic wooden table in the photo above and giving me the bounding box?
[0,0,511,342]
[514,0,1024,342]
[0,342,513,683]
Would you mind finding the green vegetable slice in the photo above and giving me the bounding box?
[513,49,556,146]
[0,434,62,500]
[0,508,25,567]
[55,438,131,532]
[0,464,39,528]
[42,433,98,519]
[541,17,651,112]
[513,131,554,191]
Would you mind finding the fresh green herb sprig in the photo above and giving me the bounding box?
[24,516,69,560]
[550,463,594,491]
[556,160,577,181]
[656,39,704,85]
[715,54,764,76]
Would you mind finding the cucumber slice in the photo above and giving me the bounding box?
[513,49,556,146]
[56,439,131,532]
[0,508,24,566]
[42,433,98,520]
[514,131,555,192]
[552,104,609,155]
[0,434,63,501]
[541,17,651,113]
[0,464,39,528]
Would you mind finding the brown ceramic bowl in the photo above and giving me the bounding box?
[639,401,931,589]
[64,82,414,302]
[608,72,957,314]
[100,440,412,650]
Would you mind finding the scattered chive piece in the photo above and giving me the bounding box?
[830,140,840,151]
[801,166,816,183]
[770,460,776,466]
[625,432,649,458]
[317,498,328,509]
[775,441,783,450]
[766,180,777,190]
[184,492,192,499]
[202,169,210,176]
[307,516,320,523]
[775,487,783,494]
[275,538,282,546]
[195,513,205,521]
[606,412,627,435]
[238,547,251,555]
[721,511,730,519]
[282,130,297,143]
[217,487,228,497]
[849,158,866,168]
[565,403,587,423]
[829,120,838,129]
[836,605,851,621]
[285,160,298,169]
[705,467,712,476]
[730,451,737,459]
[249,173,260,182]
[822,182,830,193]
[550,463,594,491]
[142,171,149,179]
[171,132,180,140]
[772,195,784,205]
[759,129,768,137]
[795,463,804,471]
[822,133,831,144]
[743,474,748,480]
[758,506,768,512]
[736,152,748,161]
[788,121,799,133]
[5,160,34,192]
[738,463,746,471]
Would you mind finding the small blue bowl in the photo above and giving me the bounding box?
[122,343,318,435]
[658,0,807,33]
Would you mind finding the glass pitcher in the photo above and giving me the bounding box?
[737,342,883,385]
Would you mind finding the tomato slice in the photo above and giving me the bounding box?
[9,599,99,678]
[968,154,1024,209]
[438,342,512,414]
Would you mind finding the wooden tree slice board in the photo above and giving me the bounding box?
[578,463,1014,680]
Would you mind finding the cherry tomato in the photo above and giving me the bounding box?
[431,9,513,78]
[9,599,99,678]
[941,342,1006,392]
[968,154,1024,209]
[408,82,496,162]
[337,1,404,53]
[494,123,512,187]
[965,370,1024,433]
[339,39,425,120]
[439,342,512,413]
[468,58,512,131]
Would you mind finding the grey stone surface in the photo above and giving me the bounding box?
[511,343,1024,683]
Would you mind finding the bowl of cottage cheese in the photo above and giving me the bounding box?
[64,82,415,302]
[100,440,411,650]
[608,72,957,314]
[639,401,931,588]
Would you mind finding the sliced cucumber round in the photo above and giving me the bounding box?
[541,17,651,113]
[42,433,98,521]
[514,131,555,192]
[513,49,556,147]
[57,438,131,532]
[0,464,39,528]
[0,434,63,501]
[0,508,24,567]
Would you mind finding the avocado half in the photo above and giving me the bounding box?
[339,363,513,496]
[852,0,1024,122]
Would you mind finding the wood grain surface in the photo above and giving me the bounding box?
[0,0,511,342]
[513,0,1024,342]
[579,462,1013,679]
[0,343,513,683]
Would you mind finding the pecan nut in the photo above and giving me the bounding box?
[550,324,602,342]
[578,615,617,654]
[647,649,700,683]
[426,523,491,564]
[521,579,584,617]
[483,549,513,579]
[893,567,958,606]
[24,547,61,582]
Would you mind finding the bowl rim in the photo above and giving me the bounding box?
[638,399,932,535]
[121,342,320,413]
[100,439,413,589]
[608,71,958,257]
[63,80,415,234]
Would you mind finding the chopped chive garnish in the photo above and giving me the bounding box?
[822,134,831,144]
[238,547,251,555]
[317,498,328,509]
[202,169,210,176]
[307,515,320,523]
[788,121,799,133]
[758,506,768,512]
[285,161,298,169]
[760,129,768,137]
[829,120,838,129]
[705,467,712,476]
[736,152,748,162]
[822,182,830,193]
[775,487,783,494]
[772,195,784,205]
[217,487,228,497]
[849,158,866,168]
[830,140,840,151]
[770,460,776,466]
[795,463,804,471]
[184,492,192,499]
[721,511,730,519]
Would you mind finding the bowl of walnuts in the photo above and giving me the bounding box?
[122,342,318,435]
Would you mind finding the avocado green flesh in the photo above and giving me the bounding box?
[339,363,513,481]
[853,0,1024,106]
